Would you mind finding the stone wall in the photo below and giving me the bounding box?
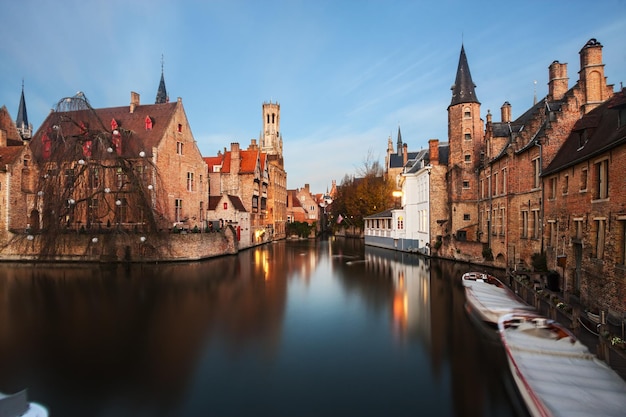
[0,226,238,263]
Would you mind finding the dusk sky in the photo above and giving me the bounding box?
[1,0,625,193]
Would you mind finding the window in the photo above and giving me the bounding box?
[187,172,194,192]
[619,219,626,265]
[522,211,529,238]
[88,198,98,224]
[462,180,470,189]
[562,175,569,195]
[116,168,127,189]
[500,207,506,235]
[463,213,470,221]
[464,108,471,119]
[493,172,499,195]
[175,199,182,222]
[502,168,507,194]
[580,168,588,191]
[65,169,75,187]
[549,177,557,199]
[594,218,606,258]
[464,133,472,141]
[457,230,467,241]
[177,142,184,155]
[116,198,128,223]
[464,154,471,163]
[618,107,626,128]
[532,158,540,189]
[532,209,540,239]
[480,179,484,199]
[548,221,557,247]
[491,209,497,235]
[89,167,100,189]
[574,218,584,240]
[594,159,609,200]
[223,202,228,210]
[177,123,183,133]
[397,216,404,230]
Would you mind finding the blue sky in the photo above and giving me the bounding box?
[1,1,625,194]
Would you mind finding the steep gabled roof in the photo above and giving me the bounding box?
[544,89,626,176]
[30,101,179,161]
[239,149,259,173]
[0,146,26,170]
[0,106,22,142]
[208,194,248,211]
[449,45,479,107]
[388,151,421,168]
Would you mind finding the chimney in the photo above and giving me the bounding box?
[548,61,568,101]
[579,38,607,113]
[428,139,439,165]
[0,129,6,147]
[130,91,140,113]
[248,139,258,150]
[403,143,408,166]
[230,142,240,174]
[501,101,512,123]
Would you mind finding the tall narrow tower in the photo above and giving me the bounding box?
[447,44,483,241]
[16,81,32,140]
[261,101,282,157]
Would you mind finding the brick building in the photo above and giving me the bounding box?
[0,105,35,237]
[444,39,614,270]
[260,101,287,240]
[206,141,269,245]
[543,87,626,315]
[28,89,209,235]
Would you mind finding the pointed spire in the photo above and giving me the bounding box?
[397,125,403,154]
[450,45,479,107]
[16,80,32,140]
[155,55,169,104]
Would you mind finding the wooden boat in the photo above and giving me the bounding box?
[0,390,48,417]
[462,272,534,326]
[498,313,626,417]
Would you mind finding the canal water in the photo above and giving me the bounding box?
[0,237,527,417]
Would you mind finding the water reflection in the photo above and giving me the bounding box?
[0,238,521,416]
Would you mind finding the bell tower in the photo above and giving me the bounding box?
[261,101,282,157]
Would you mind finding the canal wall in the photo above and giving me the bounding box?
[0,226,239,262]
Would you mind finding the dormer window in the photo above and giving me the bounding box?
[111,119,118,130]
[618,107,626,128]
[145,116,153,130]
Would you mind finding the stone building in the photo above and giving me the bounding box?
[385,126,421,190]
[542,87,626,315]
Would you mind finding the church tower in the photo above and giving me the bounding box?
[155,57,169,104]
[447,44,483,241]
[260,101,282,157]
[16,81,32,140]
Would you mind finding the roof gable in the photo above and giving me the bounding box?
[544,90,626,175]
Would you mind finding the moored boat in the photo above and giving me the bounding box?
[498,313,626,417]
[0,390,48,417]
[462,272,534,326]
